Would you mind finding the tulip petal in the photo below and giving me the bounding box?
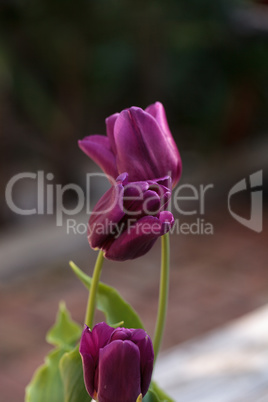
[92,322,115,349]
[123,180,149,217]
[80,351,95,398]
[78,135,118,180]
[98,340,141,402]
[88,182,125,249]
[114,107,181,185]
[104,214,173,261]
[80,324,115,398]
[110,327,132,342]
[150,175,172,190]
[145,102,172,139]
[80,323,114,360]
[105,113,119,154]
[123,181,161,218]
[159,210,174,231]
[131,329,154,396]
[145,102,182,186]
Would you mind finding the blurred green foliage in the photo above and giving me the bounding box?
[0,0,267,168]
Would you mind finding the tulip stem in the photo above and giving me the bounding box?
[153,232,170,362]
[85,250,104,328]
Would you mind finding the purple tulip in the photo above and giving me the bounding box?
[79,102,182,187]
[87,172,174,261]
[80,322,154,402]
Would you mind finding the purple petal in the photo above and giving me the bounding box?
[98,340,141,402]
[80,323,115,398]
[92,322,115,349]
[80,326,95,358]
[123,181,161,218]
[104,214,174,261]
[123,181,149,200]
[114,108,163,181]
[131,330,154,396]
[146,183,171,212]
[116,172,129,185]
[105,113,119,154]
[151,175,172,190]
[146,177,172,211]
[80,350,95,398]
[159,211,174,233]
[80,323,114,359]
[145,102,172,139]
[114,107,181,185]
[145,102,182,187]
[88,182,125,249]
[141,190,161,216]
[78,135,118,181]
[110,327,133,342]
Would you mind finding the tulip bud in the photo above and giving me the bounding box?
[80,322,154,402]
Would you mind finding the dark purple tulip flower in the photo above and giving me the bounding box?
[79,102,182,188]
[80,322,154,402]
[88,172,174,261]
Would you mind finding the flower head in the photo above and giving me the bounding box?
[88,172,174,261]
[79,102,182,188]
[80,322,154,402]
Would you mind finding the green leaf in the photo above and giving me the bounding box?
[46,302,82,349]
[26,303,83,402]
[60,346,92,402]
[143,389,161,402]
[144,381,174,402]
[70,261,144,329]
[25,348,65,402]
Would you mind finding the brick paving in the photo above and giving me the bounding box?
[0,207,267,402]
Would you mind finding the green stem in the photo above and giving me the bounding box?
[153,232,170,362]
[85,250,104,328]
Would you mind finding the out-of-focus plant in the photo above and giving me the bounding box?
[1,0,267,149]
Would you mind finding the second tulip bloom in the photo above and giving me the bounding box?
[88,173,174,261]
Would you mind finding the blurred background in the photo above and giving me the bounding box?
[0,0,267,401]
